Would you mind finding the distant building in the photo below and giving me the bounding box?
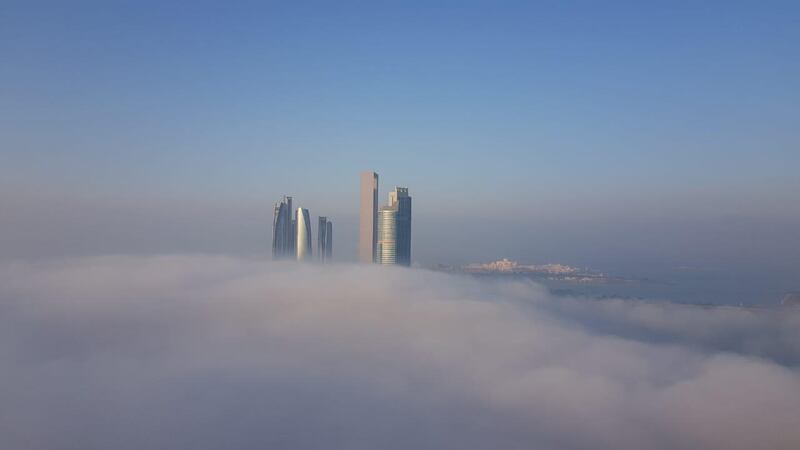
[359,171,379,263]
[295,207,311,261]
[272,196,293,259]
[325,221,332,260]
[392,187,411,266]
[377,187,411,266]
[318,216,333,263]
[377,206,397,265]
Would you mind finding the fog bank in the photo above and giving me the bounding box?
[1,256,798,449]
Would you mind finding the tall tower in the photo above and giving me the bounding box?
[295,207,312,261]
[377,187,411,266]
[318,216,329,263]
[392,187,412,266]
[377,206,397,265]
[272,202,282,257]
[286,196,295,256]
[359,171,379,263]
[272,196,293,259]
[325,221,333,261]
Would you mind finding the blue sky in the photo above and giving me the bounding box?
[1,1,799,276]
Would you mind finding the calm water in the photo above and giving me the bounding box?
[536,264,798,307]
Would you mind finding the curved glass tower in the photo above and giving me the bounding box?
[295,207,312,261]
[376,187,411,266]
[377,207,397,265]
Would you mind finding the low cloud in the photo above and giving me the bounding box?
[1,256,798,449]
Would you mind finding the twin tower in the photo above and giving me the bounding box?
[359,171,412,266]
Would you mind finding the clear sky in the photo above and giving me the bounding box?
[1,1,799,281]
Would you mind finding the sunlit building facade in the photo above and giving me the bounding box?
[377,206,397,265]
[377,187,411,266]
[295,207,312,261]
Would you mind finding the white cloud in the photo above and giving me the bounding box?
[1,255,798,449]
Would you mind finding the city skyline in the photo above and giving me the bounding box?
[2,2,798,282]
[276,171,410,266]
[1,2,799,449]
[271,197,334,262]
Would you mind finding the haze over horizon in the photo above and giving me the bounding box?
[2,2,800,448]
[2,1,799,280]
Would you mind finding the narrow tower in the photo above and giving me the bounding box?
[271,196,293,259]
[392,187,412,266]
[295,207,311,261]
[325,221,333,260]
[318,216,329,263]
[359,171,379,263]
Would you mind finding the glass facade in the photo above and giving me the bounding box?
[377,207,397,265]
[271,196,294,259]
[296,207,312,261]
[376,188,411,266]
[318,216,333,263]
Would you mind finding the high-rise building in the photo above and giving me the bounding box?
[295,207,312,261]
[272,196,294,259]
[325,221,332,260]
[377,206,397,265]
[377,187,412,266]
[359,171,379,263]
[392,187,412,266]
[317,216,333,263]
[272,203,283,256]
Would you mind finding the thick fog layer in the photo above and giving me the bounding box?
[1,256,799,449]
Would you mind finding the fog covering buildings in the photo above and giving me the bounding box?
[272,198,332,262]
[273,171,409,265]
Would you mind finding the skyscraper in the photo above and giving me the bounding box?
[377,187,412,266]
[359,171,379,263]
[377,206,397,265]
[325,221,332,260]
[392,187,412,266]
[317,216,333,263]
[272,196,293,259]
[295,207,311,261]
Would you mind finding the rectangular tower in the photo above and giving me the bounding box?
[359,171,379,263]
[325,221,333,260]
[318,216,328,262]
[392,187,412,266]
